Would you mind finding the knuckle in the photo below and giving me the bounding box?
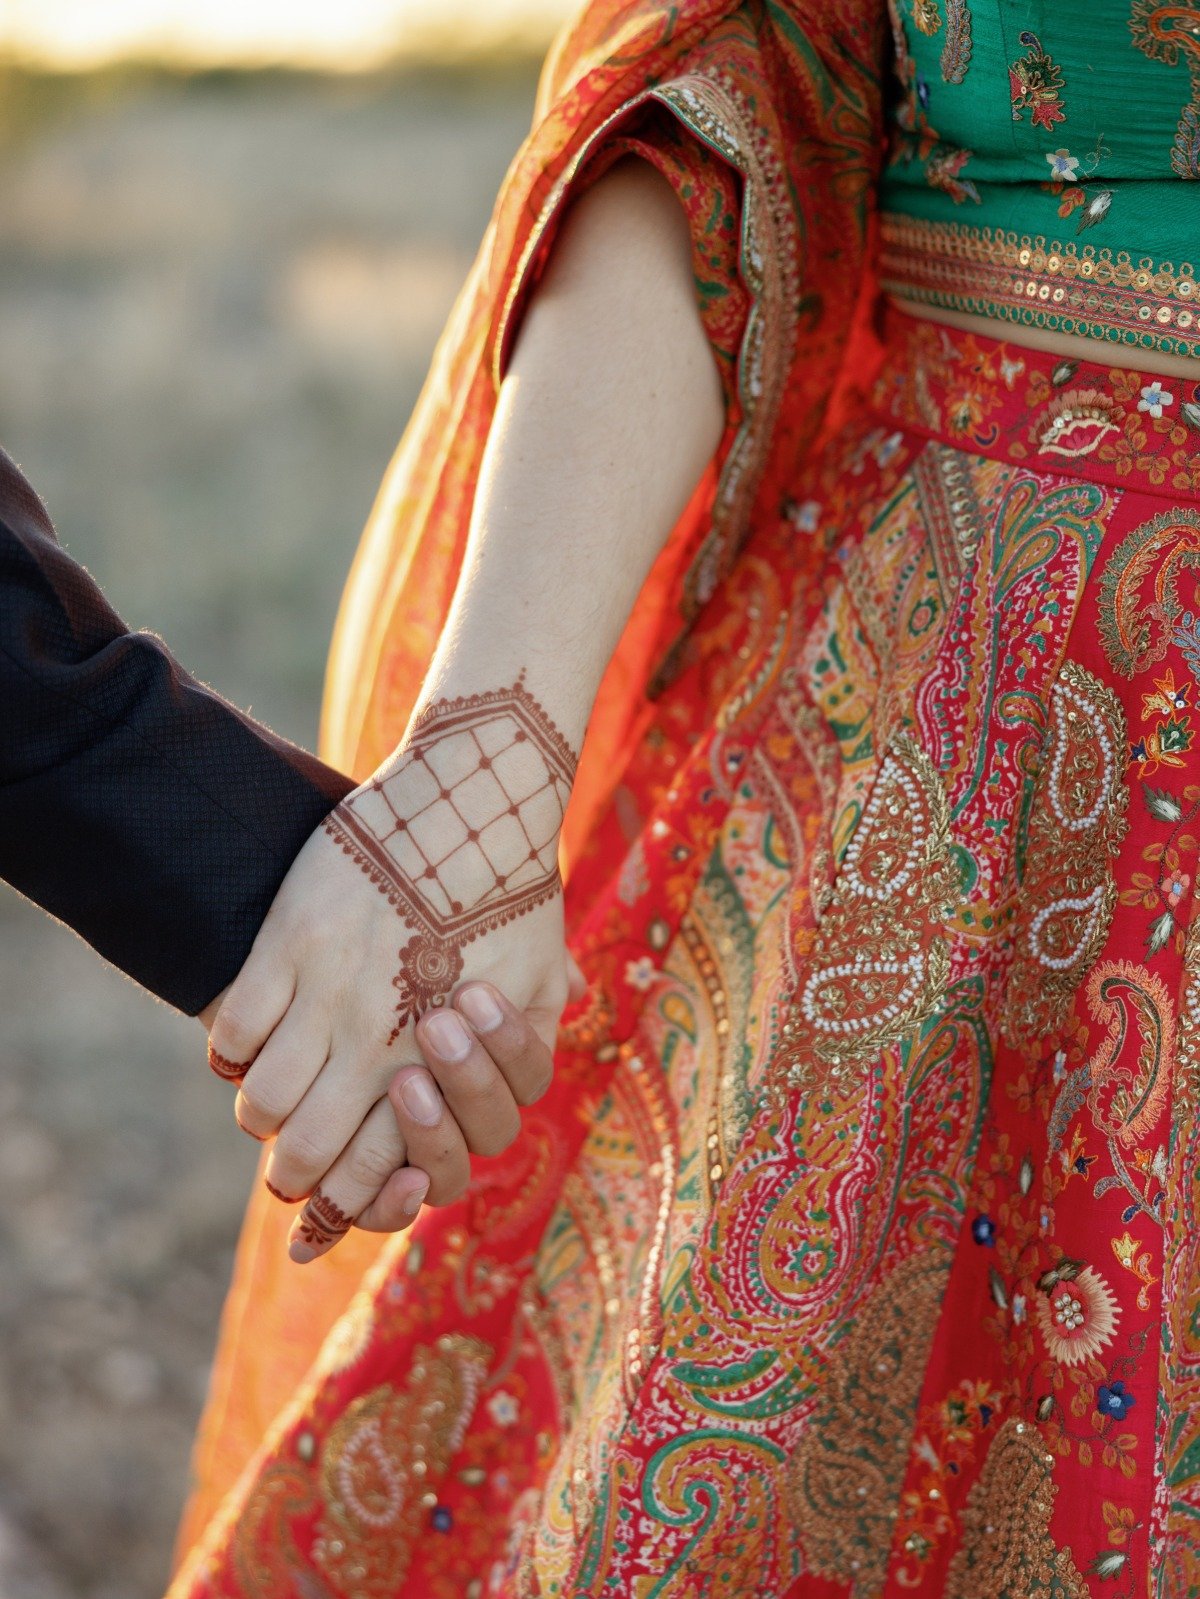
[516,1063,554,1106]
[214,1005,258,1060]
[272,1125,328,1178]
[438,1056,498,1104]
[425,1168,469,1208]
[236,1082,286,1130]
[345,1139,399,1193]
[470,1110,520,1158]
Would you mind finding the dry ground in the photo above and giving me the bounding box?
[0,63,537,1597]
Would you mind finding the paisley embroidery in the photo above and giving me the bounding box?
[776,732,959,1091]
[945,1419,1088,1597]
[1003,663,1129,1052]
[1082,960,1174,1147]
[786,1248,951,1588]
[941,0,973,83]
[1097,507,1200,679]
[229,1464,312,1598]
[1130,0,1200,178]
[313,1336,490,1597]
[175,303,1193,1595]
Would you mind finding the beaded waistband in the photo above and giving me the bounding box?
[866,302,1200,501]
[880,214,1200,365]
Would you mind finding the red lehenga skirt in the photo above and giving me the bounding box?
[170,304,1200,1595]
[167,3,1200,1594]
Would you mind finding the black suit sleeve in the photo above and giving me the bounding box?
[0,446,354,1015]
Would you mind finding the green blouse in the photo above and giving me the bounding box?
[879,0,1200,358]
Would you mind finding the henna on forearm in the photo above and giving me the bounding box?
[324,673,578,1042]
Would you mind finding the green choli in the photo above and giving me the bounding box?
[879,0,1200,357]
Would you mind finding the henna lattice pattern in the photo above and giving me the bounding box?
[324,676,577,1038]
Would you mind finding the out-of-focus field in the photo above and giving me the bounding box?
[0,61,538,1597]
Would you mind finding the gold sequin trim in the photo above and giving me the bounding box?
[881,214,1200,359]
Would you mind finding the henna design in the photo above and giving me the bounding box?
[234,1111,268,1143]
[207,1042,249,1082]
[265,1180,300,1204]
[324,674,578,1042]
[295,1189,354,1250]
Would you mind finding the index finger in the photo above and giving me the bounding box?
[447,983,556,1105]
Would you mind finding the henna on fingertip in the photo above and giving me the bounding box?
[208,1041,250,1082]
[289,1189,354,1264]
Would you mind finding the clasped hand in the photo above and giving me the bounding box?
[201,679,581,1263]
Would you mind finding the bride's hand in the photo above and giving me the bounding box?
[199,969,576,1249]
[204,677,583,1262]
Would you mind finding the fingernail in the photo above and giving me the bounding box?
[399,1071,442,1126]
[424,1010,471,1061]
[288,1230,318,1265]
[400,1177,431,1220]
[458,986,503,1032]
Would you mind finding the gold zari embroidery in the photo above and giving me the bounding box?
[786,1249,951,1589]
[775,732,959,1092]
[313,1335,491,1597]
[946,1418,1088,1598]
[881,215,1200,359]
[1003,662,1129,1052]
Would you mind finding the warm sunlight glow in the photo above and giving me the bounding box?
[0,0,576,68]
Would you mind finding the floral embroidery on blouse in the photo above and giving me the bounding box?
[1129,0,1200,180]
[1009,30,1068,130]
[1041,136,1115,232]
[888,0,980,203]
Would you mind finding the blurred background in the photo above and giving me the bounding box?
[0,3,572,1592]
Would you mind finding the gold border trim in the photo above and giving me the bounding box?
[881,214,1200,359]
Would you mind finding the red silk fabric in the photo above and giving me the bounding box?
[170,2,1200,1593]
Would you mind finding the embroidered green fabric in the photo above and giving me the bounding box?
[879,0,1200,357]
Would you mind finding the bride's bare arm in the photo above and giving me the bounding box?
[205,158,726,1261]
[425,155,725,746]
